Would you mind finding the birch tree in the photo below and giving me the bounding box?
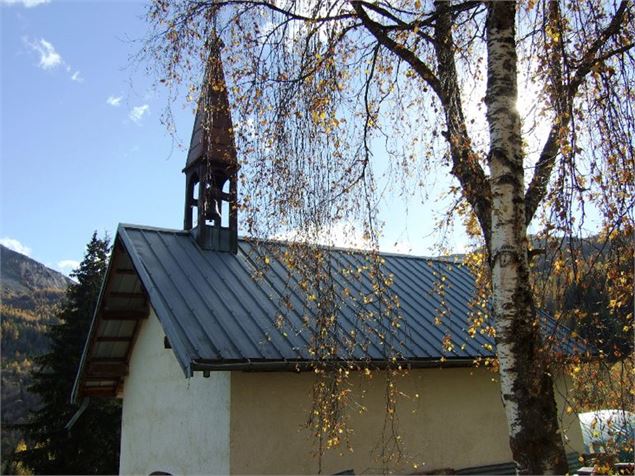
[144,0,634,473]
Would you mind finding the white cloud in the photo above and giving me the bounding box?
[273,222,370,250]
[57,259,80,274]
[0,237,32,256]
[129,104,150,123]
[25,38,62,70]
[1,0,50,7]
[23,37,83,83]
[106,95,122,107]
[383,240,413,255]
[273,224,419,256]
[70,70,83,82]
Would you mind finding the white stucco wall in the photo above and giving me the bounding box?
[230,370,585,474]
[118,310,583,475]
[119,311,230,475]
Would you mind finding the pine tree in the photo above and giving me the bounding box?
[12,233,121,475]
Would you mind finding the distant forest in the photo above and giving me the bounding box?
[1,245,71,469]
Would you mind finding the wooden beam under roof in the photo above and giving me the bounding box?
[114,268,136,275]
[109,291,146,299]
[86,362,129,378]
[74,236,150,402]
[96,336,133,342]
[89,357,127,363]
[101,309,148,321]
[82,386,118,397]
[86,371,128,379]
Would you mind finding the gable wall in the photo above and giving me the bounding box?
[229,368,584,474]
[119,311,230,475]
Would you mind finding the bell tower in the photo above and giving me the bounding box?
[183,36,239,253]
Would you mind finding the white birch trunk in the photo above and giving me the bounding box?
[485,3,568,474]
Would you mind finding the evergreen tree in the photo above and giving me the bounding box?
[12,233,121,474]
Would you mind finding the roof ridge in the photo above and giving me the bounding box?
[118,224,468,264]
[240,236,467,265]
[119,223,191,234]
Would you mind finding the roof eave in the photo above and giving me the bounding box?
[190,356,487,373]
[71,233,125,404]
[72,225,195,404]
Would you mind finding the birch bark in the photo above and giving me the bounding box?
[485,3,568,474]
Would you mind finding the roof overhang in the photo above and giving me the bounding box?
[71,234,150,403]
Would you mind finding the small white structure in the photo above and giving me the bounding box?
[578,410,634,455]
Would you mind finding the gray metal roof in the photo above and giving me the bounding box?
[72,223,581,401]
[120,224,577,370]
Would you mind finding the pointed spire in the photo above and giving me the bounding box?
[185,36,237,171]
[183,35,239,253]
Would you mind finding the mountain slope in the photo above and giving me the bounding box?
[1,246,71,296]
[1,245,73,464]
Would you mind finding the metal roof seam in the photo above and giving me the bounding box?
[306,248,402,358]
[209,246,296,359]
[243,242,373,360]
[141,232,212,362]
[124,225,201,368]
[332,250,418,357]
[229,250,315,359]
[380,257,457,356]
[304,250,389,359]
[161,231,242,359]
[158,231,255,360]
[399,258,488,355]
[237,245,315,355]
[199,251,284,359]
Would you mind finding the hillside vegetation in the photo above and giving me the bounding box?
[1,245,72,465]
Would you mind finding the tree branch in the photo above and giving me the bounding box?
[350,1,444,98]
[210,0,355,23]
[525,0,631,225]
[432,1,492,247]
[352,0,492,248]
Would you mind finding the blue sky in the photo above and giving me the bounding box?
[1,0,194,274]
[1,0,467,276]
